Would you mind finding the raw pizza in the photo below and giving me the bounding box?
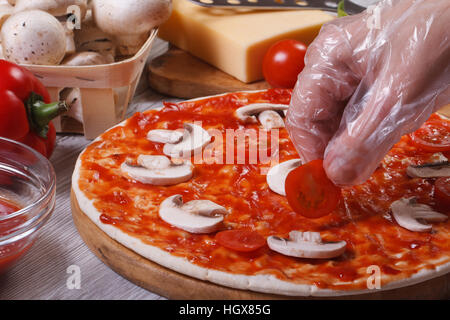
[72,89,450,297]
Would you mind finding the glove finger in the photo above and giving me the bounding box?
[286,22,359,162]
[324,70,450,186]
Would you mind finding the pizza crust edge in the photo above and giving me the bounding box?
[72,146,450,297]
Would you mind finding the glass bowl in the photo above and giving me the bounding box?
[0,137,56,273]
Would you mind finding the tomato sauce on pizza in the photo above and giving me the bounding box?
[76,89,450,291]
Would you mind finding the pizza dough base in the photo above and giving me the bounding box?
[72,120,450,297]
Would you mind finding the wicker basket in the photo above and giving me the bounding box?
[22,29,158,140]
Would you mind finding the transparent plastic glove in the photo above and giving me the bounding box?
[286,0,450,186]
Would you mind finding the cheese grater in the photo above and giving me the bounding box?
[185,0,370,15]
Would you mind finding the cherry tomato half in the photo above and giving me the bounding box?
[410,120,450,152]
[215,230,266,252]
[285,160,341,219]
[262,39,307,89]
[434,177,450,212]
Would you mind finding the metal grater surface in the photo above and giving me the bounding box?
[186,0,368,15]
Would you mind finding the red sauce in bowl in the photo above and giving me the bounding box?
[0,198,29,273]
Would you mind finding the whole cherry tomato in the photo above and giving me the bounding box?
[263,39,308,89]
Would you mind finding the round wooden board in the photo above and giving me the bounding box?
[148,47,271,99]
[71,190,450,300]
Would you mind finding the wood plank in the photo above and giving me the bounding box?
[148,47,271,99]
[438,104,450,118]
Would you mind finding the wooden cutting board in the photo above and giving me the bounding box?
[71,190,450,300]
[148,47,271,99]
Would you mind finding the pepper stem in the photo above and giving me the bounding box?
[26,92,68,138]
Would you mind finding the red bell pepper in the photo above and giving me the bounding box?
[0,60,67,158]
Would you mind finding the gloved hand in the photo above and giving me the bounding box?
[286,0,450,186]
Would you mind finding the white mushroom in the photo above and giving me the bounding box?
[406,161,450,179]
[14,0,88,18]
[159,195,227,234]
[0,3,13,29]
[59,52,109,123]
[14,1,88,56]
[391,197,448,232]
[62,51,108,66]
[92,0,172,56]
[267,159,302,196]
[1,10,66,65]
[258,110,286,130]
[74,11,115,63]
[163,123,212,159]
[235,103,289,130]
[267,231,347,259]
[147,129,184,145]
[121,155,193,186]
[60,87,83,123]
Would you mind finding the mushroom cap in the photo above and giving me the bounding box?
[163,123,212,158]
[267,159,302,196]
[159,195,226,234]
[62,51,108,66]
[64,27,76,55]
[258,110,286,130]
[235,103,289,123]
[147,129,184,144]
[14,0,88,18]
[121,155,193,186]
[1,10,66,65]
[391,197,448,232]
[92,0,172,36]
[73,13,115,63]
[267,231,347,259]
[406,161,450,179]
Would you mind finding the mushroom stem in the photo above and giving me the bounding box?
[114,33,149,56]
[235,103,289,129]
[159,195,227,234]
[121,155,193,186]
[391,197,448,232]
[267,159,302,196]
[60,88,83,124]
[92,0,172,56]
[258,110,285,130]
[64,25,76,55]
[267,231,347,259]
[74,11,116,63]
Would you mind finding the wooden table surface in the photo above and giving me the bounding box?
[0,38,174,300]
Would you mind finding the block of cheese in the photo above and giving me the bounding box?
[159,0,335,83]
